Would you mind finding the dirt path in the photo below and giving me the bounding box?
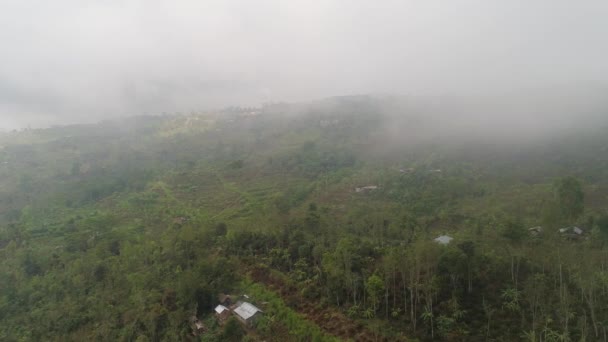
[249,266,392,342]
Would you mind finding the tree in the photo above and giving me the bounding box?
[305,203,321,233]
[215,222,228,237]
[501,218,526,244]
[596,214,608,239]
[500,217,526,288]
[220,317,245,342]
[554,176,584,223]
[365,274,384,313]
[438,248,467,292]
[457,241,476,293]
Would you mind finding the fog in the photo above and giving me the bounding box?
[1,0,607,129]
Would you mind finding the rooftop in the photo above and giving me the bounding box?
[434,235,453,245]
[355,185,378,193]
[214,305,228,314]
[233,302,262,320]
[559,226,584,235]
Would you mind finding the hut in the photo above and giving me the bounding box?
[232,302,263,327]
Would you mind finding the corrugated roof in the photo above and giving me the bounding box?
[215,305,228,314]
[434,235,453,245]
[559,226,584,235]
[233,302,262,320]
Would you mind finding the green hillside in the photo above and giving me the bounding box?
[1,97,608,341]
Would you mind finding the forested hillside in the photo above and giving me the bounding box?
[1,95,608,341]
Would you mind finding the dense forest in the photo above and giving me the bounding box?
[1,95,608,341]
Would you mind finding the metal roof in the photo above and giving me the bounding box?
[214,305,228,314]
[559,226,584,234]
[233,302,262,320]
[434,235,453,245]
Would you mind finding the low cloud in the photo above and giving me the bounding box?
[1,0,607,128]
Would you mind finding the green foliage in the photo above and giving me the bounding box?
[501,288,522,313]
[1,107,608,341]
[243,281,339,342]
[275,183,314,214]
[597,214,608,238]
[554,176,585,222]
[214,222,228,237]
[501,217,527,243]
[219,317,245,342]
[365,274,384,312]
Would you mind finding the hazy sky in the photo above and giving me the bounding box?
[0,0,607,128]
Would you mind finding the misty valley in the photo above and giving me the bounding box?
[1,94,608,341]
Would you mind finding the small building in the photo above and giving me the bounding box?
[528,226,543,236]
[355,185,378,193]
[232,302,263,327]
[434,235,453,245]
[559,226,583,235]
[214,305,231,323]
[559,226,584,239]
[189,316,207,336]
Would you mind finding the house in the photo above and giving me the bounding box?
[559,226,584,239]
[232,302,263,327]
[355,185,378,193]
[189,316,207,336]
[214,305,231,323]
[434,235,453,245]
[558,226,583,235]
[528,226,543,236]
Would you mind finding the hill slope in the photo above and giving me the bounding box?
[1,94,608,341]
